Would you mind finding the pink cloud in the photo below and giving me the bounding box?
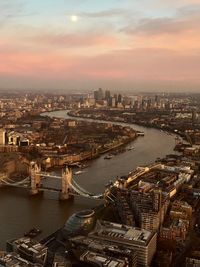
[1,2,200,90]
[33,32,118,48]
[0,49,75,77]
[0,45,200,84]
[76,48,200,82]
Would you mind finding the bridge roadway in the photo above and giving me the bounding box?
[39,186,61,192]
[39,173,62,179]
[0,163,161,200]
[0,173,103,200]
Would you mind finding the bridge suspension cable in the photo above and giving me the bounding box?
[68,179,102,199]
[72,179,93,195]
[6,177,30,185]
[1,178,29,187]
[38,172,61,179]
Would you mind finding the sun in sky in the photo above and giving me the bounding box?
[70,15,79,22]
[1,0,200,91]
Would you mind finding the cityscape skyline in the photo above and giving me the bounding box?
[0,90,200,265]
[1,0,200,91]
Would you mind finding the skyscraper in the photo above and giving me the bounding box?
[94,88,104,101]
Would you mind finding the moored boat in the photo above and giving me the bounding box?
[74,170,85,175]
[127,146,135,151]
[104,155,113,160]
[24,228,42,238]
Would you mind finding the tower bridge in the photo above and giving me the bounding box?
[0,162,103,201]
[0,162,161,202]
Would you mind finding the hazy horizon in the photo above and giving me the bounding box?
[1,0,200,91]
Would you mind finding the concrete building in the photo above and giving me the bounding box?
[7,237,48,266]
[160,219,189,241]
[0,251,42,267]
[170,201,192,220]
[53,254,71,267]
[88,220,157,267]
[115,190,135,226]
[111,97,116,107]
[186,251,200,267]
[70,235,137,267]
[130,190,169,232]
[105,90,111,101]
[80,251,129,267]
[94,88,104,101]
[0,129,6,145]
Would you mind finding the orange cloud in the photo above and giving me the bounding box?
[0,49,75,77]
[1,2,200,90]
[0,45,199,84]
[32,32,118,49]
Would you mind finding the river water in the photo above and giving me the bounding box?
[0,110,176,248]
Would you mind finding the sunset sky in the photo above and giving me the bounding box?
[1,0,200,91]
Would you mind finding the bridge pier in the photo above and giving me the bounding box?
[30,162,41,195]
[59,167,73,200]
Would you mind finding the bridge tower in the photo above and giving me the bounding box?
[30,162,41,195]
[59,166,73,200]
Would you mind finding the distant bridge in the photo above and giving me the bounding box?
[0,162,161,202]
[0,162,103,201]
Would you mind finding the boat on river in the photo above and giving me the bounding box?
[24,228,42,238]
[74,170,85,175]
[67,162,81,168]
[127,146,135,151]
[137,131,145,136]
[104,155,113,160]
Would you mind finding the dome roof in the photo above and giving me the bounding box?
[63,209,96,238]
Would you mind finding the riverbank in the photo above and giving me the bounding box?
[39,111,138,168]
[43,110,176,186]
[0,110,176,249]
[67,109,180,138]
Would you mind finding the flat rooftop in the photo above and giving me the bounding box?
[70,235,133,255]
[89,220,154,246]
[80,251,127,267]
[8,237,47,255]
[0,251,41,267]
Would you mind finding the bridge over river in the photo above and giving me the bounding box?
[0,110,176,249]
[0,162,103,201]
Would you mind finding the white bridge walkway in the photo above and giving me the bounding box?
[0,163,103,200]
[0,162,160,201]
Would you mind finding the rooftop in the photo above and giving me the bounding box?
[76,210,95,219]
[70,235,133,255]
[0,251,41,267]
[9,237,47,255]
[89,220,154,246]
[80,251,127,267]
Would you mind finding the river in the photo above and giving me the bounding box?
[0,110,176,249]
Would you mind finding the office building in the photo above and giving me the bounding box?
[80,251,129,267]
[186,251,200,267]
[130,189,169,232]
[88,220,157,267]
[94,88,104,101]
[70,235,137,267]
[0,251,42,267]
[7,237,48,266]
[105,90,111,101]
